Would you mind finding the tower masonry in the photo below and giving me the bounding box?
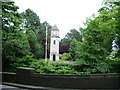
[50,25,60,61]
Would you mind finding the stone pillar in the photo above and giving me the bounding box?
[16,67,36,84]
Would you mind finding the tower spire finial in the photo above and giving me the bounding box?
[52,25,59,30]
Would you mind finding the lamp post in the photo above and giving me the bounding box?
[45,24,48,61]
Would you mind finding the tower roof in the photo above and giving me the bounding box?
[52,25,59,31]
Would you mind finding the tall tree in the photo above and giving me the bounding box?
[22,9,45,59]
[112,2,120,58]
[70,1,119,73]
[60,29,82,44]
[2,2,31,71]
[69,39,78,61]
[60,29,82,54]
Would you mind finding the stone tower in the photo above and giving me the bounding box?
[50,25,59,61]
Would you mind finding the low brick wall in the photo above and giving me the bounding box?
[2,67,120,89]
[2,72,16,83]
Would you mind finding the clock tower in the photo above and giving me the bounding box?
[50,25,59,61]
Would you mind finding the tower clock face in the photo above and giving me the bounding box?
[53,31,58,36]
[53,31,56,36]
[52,30,59,37]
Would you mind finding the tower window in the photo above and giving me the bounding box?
[54,40,56,44]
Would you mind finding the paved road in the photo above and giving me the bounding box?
[0,84,80,90]
[0,84,114,90]
[0,84,27,90]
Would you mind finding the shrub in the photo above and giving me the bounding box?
[30,60,80,74]
[62,53,72,61]
[30,60,54,74]
[107,57,120,73]
[9,54,35,72]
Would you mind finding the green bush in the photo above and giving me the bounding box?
[30,60,53,74]
[50,61,79,74]
[54,66,79,74]
[62,53,72,61]
[8,54,35,72]
[107,57,120,73]
[30,59,119,75]
[30,60,80,74]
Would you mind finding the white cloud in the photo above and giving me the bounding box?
[14,0,103,39]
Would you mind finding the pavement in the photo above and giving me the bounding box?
[1,83,118,90]
[0,84,26,90]
[1,82,65,90]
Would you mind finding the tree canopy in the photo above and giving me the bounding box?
[69,1,120,73]
[22,9,44,59]
[60,29,82,54]
[2,2,32,71]
[60,29,82,44]
[22,9,52,59]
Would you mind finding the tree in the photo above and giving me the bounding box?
[65,29,82,42]
[70,1,119,73]
[2,2,32,71]
[60,29,82,55]
[59,44,70,54]
[112,2,120,58]
[22,9,41,34]
[60,29,82,44]
[22,9,45,59]
[22,9,52,59]
[69,39,78,61]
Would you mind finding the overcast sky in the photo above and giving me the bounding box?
[14,0,103,39]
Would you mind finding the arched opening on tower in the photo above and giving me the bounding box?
[53,54,56,61]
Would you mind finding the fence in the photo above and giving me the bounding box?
[2,67,120,89]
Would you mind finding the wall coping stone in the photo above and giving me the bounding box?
[17,67,35,71]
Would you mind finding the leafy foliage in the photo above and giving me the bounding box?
[60,29,82,54]
[2,2,32,72]
[22,9,52,59]
[22,9,45,59]
[60,29,82,44]
[30,60,79,74]
[69,2,120,74]
[69,39,78,61]
[11,55,36,72]
[62,53,72,61]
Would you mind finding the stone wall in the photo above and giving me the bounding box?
[2,67,120,89]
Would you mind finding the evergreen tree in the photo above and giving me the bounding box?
[22,9,45,59]
[60,29,82,44]
[2,2,32,71]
